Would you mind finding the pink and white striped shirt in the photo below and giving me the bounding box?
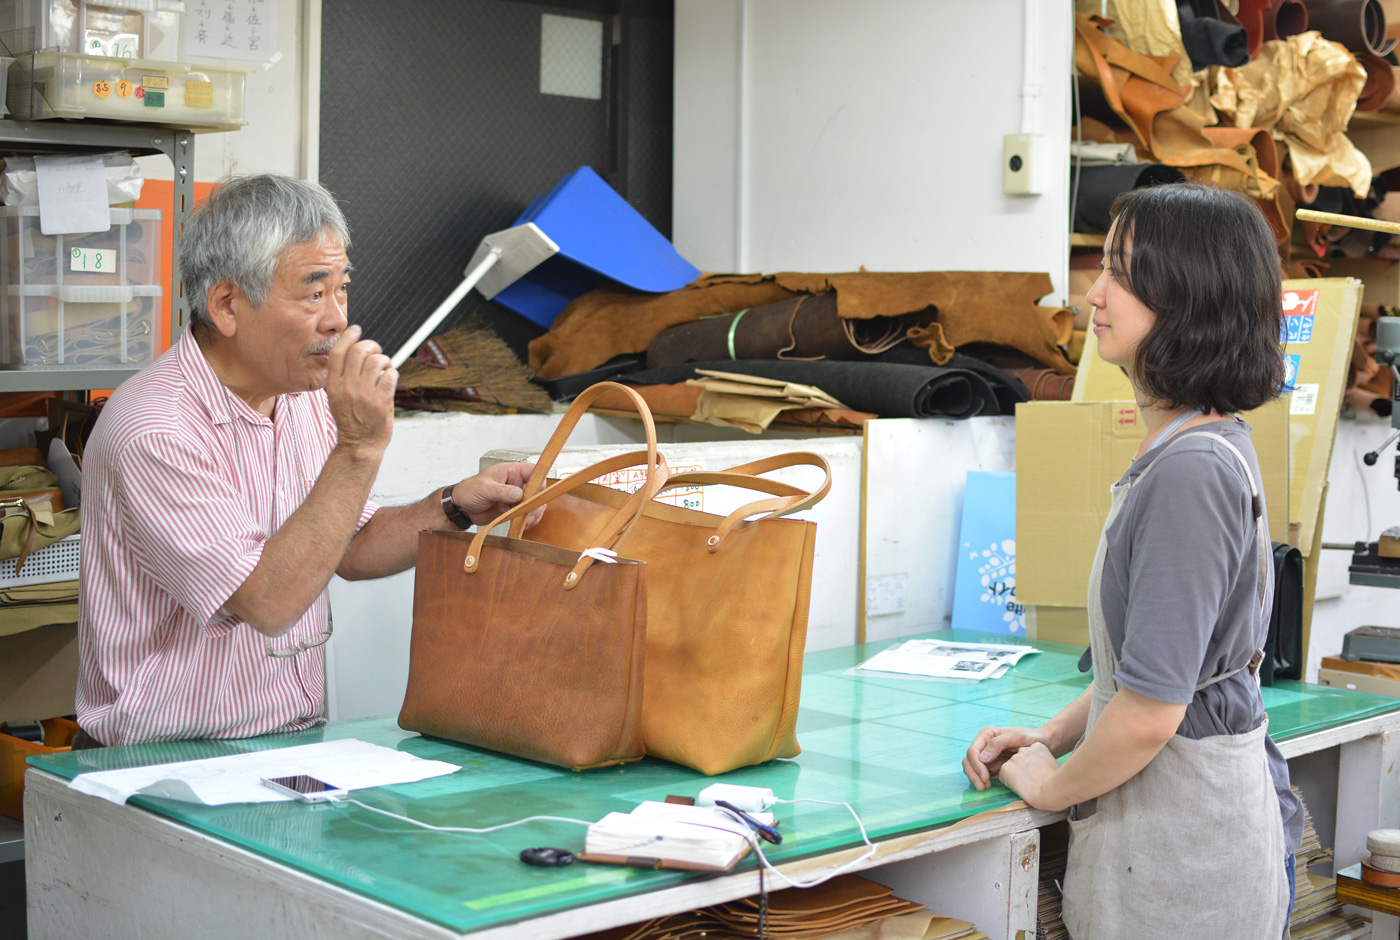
[77,331,377,746]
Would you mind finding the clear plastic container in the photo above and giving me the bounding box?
[0,0,185,61]
[10,50,245,129]
[0,205,162,370]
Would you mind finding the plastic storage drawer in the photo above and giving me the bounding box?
[10,51,245,129]
[0,0,185,61]
[0,206,162,370]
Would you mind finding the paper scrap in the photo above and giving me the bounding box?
[34,155,111,235]
[849,639,1040,683]
[69,738,459,805]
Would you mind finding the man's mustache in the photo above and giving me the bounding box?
[309,333,343,356]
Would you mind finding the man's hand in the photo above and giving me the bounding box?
[326,324,395,454]
[453,461,545,527]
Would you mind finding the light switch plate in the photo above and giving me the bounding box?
[1003,133,1043,196]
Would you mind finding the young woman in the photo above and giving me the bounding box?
[962,183,1301,939]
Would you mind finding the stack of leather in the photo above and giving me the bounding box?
[577,874,987,940]
[1034,824,1069,940]
[1287,788,1372,940]
[529,272,1075,385]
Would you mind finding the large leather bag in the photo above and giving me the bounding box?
[1,465,78,573]
[515,382,830,775]
[398,390,667,770]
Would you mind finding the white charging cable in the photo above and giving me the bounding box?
[342,799,594,835]
[719,797,878,890]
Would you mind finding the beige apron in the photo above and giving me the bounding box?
[1060,430,1289,940]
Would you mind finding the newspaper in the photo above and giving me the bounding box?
[850,639,1041,683]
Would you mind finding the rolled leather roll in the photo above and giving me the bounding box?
[1357,51,1397,111]
[1264,0,1310,39]
[623,359,1027,420]
[1304,0,1395,56]
[643,293,939,369]
[1074,162,1188,234]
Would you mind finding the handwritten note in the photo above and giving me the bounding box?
[34,155,110,235]
[183,0,277,63]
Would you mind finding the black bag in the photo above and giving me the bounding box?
[1261,542,1304,685]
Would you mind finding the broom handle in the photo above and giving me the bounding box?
[390,249,502,368]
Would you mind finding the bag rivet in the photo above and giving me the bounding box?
[465,556,475,566]
[566,572,578,583]
[707,535,720,546]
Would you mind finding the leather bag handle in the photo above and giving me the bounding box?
[659,452,833,551]
[465,448,670,589]
[510,382,660,539]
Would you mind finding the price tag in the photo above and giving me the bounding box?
[71,246,114,273]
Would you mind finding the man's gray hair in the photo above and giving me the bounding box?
[180,174,351,331]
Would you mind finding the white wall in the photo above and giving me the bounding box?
[673,0,1075,303]
[137,0,313,182]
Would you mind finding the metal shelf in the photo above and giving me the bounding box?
[0,119,193,395]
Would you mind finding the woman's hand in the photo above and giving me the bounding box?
[963,726,1053,791]
[997,742,1067,810]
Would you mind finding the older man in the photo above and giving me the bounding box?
[76,174,535,746]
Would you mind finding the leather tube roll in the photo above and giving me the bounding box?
[1264,0,1310,40]
[1304,0,1395,56]
[1074,163,1188,234]
[1357,51,1398,111]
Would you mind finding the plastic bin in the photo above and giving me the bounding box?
[0,0,185,61]
[0,716,78,820]
[0,205,162,370]
[10,50,245,129]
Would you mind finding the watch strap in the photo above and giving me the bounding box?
[440,485,472,530]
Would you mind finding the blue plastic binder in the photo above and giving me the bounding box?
[488,166,700,328]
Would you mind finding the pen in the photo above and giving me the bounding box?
[714,799,783,845]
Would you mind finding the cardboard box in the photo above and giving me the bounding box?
[1317,656,1400,698]
[1015,399,1288,609]
[1027,605,1090,647]
[0,621,78,725]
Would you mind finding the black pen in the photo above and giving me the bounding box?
[714,799,783,844]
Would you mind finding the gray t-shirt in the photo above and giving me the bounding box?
[1098,417,1303,856]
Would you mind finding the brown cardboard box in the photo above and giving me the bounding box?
[1015,399,1289,610]
[0,621,78,725]
[1028,605,1090,647]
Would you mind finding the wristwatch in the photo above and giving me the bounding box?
[440,486,472,530]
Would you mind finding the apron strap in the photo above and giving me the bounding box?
[1132,425,1272,691]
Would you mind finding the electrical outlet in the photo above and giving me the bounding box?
[1003,133,1043,196]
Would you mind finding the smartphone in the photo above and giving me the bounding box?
[260,774,348,803]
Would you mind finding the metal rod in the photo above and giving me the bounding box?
[1321,542,1363,551]
[389,249,502,368]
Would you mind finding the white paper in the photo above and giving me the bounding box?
[69,738,459,806]
[34,155,111,236]
[184,0,277,62]
[851,639,1040,682]
[586,801,772,862]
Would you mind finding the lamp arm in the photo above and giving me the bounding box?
[389,248,504,368]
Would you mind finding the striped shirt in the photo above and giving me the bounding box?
[76,331,377,745]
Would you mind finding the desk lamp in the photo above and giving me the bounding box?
[389,222,558,368]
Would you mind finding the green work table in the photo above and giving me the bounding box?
[24,630,1400,940]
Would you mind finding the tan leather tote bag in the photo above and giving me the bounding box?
[398,386,667,771]
[515,382,831,775]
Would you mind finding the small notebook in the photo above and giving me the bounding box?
[580,801,774,872]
